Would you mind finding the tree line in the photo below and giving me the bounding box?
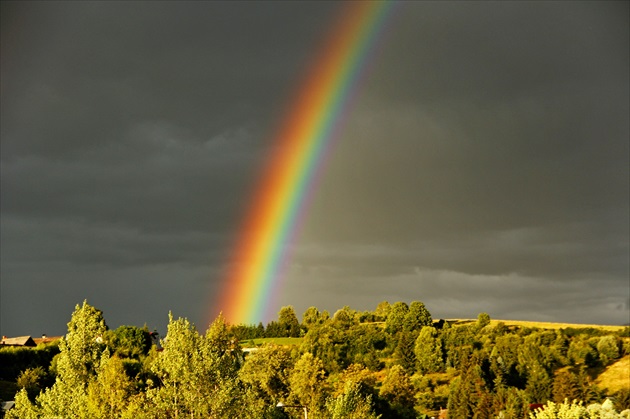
[2,300,629,418]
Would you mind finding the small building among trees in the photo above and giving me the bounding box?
[0,336,37,347]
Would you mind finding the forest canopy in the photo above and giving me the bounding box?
[1,301,629,418]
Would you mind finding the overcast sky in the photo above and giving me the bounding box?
[1,1,628,337]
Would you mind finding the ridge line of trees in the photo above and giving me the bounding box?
[2,300,629,418]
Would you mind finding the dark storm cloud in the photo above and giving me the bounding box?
[2,2,339,156]
[290,1,628,323]
[1,1,628,335]
[1,1,342,335]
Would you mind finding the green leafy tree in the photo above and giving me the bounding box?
[289,352,328,418]
[575,367,602,404]
[403,301,432,332]
[107,325,153,359]
[447,352,494,419]
[239,344,293,405]
[567,337,598,367]
[23,301,109,418]
[378,365,416,418]
[552,368,580,403]
[477,312,491,330]
[57,300,108,388]
[16,367,48,402]
[332,306,358,330]
[278,306,302,338]
[596,335,620,364]
[442,324,476,370]
[491,334,525,388]
[5,389,39,419]
[525,362,552,404]
[494,385,529,419]
[301,321,350,373]
[327,380,381,419]
[346,323,387,370]
[415,326,443,374]
[386,302,409,334]
[87,350,134,419]
[374,301,391,322]
[148,313,242,418]
[302,306,328,331]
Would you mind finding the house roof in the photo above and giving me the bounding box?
[1,336,37,346]
[1,401,15,412]
[32,336,63,345]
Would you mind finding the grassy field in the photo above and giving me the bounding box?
[240,337,303,347]
[447,319,627,332]
[595,355,630,393]
[490,319,627,331]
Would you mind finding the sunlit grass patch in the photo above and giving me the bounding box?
[595,355,630,393]
[489,319,626,331]
[240,337,303,347]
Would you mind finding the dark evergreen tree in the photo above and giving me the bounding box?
[524,362,552,403]
[278,306,301,337]
[393,331,417,374]
[551,368,580,403]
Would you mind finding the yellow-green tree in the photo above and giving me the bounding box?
[415,326,443,374]
[289,352,328,418]
[327,380,381,419]
[87,350,134,419]
[12,301,109,418]
[379,365,416,418]
[147,313,242,418]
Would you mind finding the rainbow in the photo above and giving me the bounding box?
[216,1,397,325]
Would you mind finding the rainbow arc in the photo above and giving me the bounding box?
[216,1,397,325]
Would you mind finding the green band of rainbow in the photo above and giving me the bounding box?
[216,1,397,325]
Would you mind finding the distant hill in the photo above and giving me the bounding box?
[446,318,627,332]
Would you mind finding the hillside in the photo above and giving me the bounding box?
[2,302,629,418]
[595,355,630,393]
[448,318,627,332]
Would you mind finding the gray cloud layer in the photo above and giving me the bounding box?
[1,1,628,336]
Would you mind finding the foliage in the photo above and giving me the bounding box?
[0,341,60,381]
[288,352,327,418]
[56,300,108,388]
[552,368,581,403]
[106,325,153,359]
[15,367,49,402]
[4,300,626,418]
[326,380,381,419]
[393,331,417,374]
[529,399,588,419]
[613,388,630,411]
[477,312,491,329]
[415,326,443,374]
[374,301,391,322]
[585,398,630,419]
[148,312,242,418]
[386,302,409,334]
[403,301,432,332]
[302,306,328,331]
[597,336,620,364]
[5,389,38,419]
[378,365,415,418]
[87,351,134,419]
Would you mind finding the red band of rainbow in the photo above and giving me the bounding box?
[215,1,397,325]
